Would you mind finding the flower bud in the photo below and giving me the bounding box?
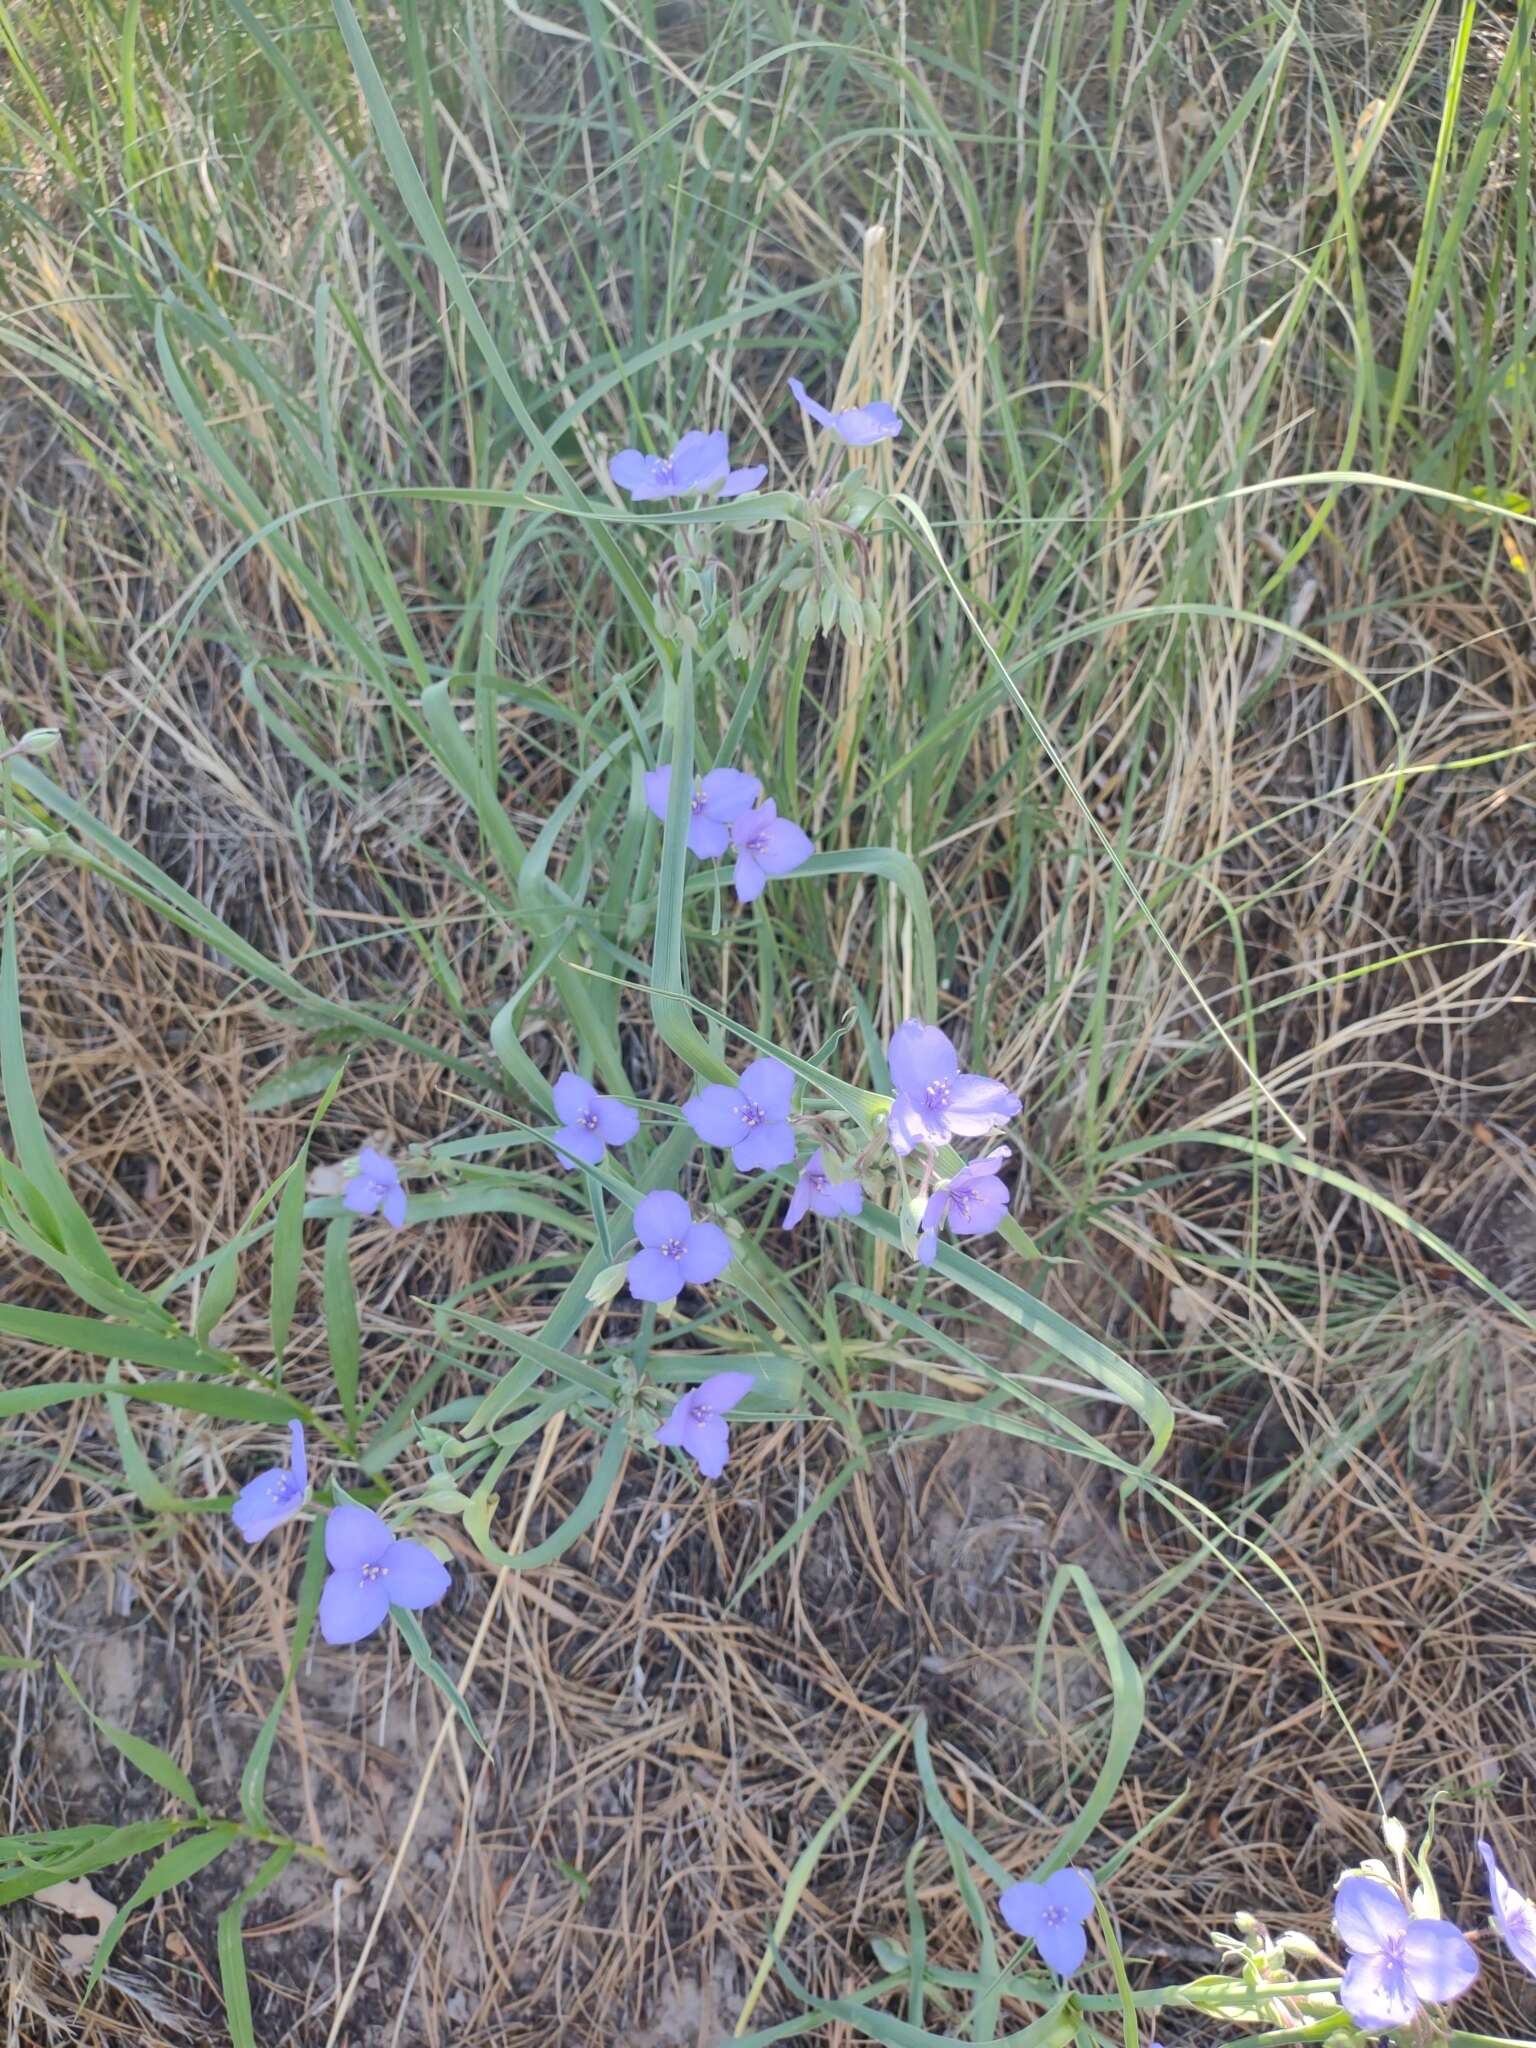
[1382,1815,1408,1858]
[586,1260,630,1306]
[18,727,60,755]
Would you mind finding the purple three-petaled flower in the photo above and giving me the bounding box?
[550,1070,639,1168]
[654,1369,756,1480]
[885,1018,1019,1157]
[644,765,763,858]
[1479,1841,1536,1978]
[730,800,813,905]
[917,1146,1012,1265]
[685,1057,796,1173]
[998,1867,1096,1977]
[231,1420,308,1543]
[609,429,765,502]
[626,1189,732,1304]
[783,1148,863,1229]
[1334,1875,1478,2033]
[787,377,902,447]
[318,1503,451,1646]
[343,1147,408,1229]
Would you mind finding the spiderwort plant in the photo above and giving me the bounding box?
[730,800,814,904]
[550,1071,639,1168]
[1333,1875,1478,2032]
[685,1057,796,1171]
[783,1148,862,1228]
[643,764,761,858]
[626,1189,732,1303]
[654,1370,756,1479]
[917,1146,1011,1265]
[343,1146,408,1228]
[1479,1842,1536,1977]
[609,429,765,501]
[787,377,902,447]
[318,1503,452,1646]
[998,1867,1096,1976]
[885,1018,1020,1156]
[231,1421,308,1543]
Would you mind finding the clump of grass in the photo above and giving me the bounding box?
[3,0,1536,2040]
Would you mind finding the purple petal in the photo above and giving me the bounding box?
[633,1188,692,1247]
[1041,1869,1095,1921]
[288,1420,308,1494]
[949,1175,1009,1236]
[719,464,767,498]
[823,1178,863,1218]
[667,428,729,492]
[319,1568,392,1646]
[553,1124,606,1168]
[643,765,671,821]
[887,1019,958,1096]
[740,1056,794,1119]
[381,1184,408,1229]
[681,1412,730,1478]
[552,1071,595,1125]
[356,1147,397,1183]
[685,1084,747,1148]
[750,816,813,877]
[655,1405,691,1449]
[326,1502,390,1571]
[342,1176,381,1216]
[687,814,731,858]
[698,769,762,823]
[998,1880,1046,1938]
[610,448,659,497]
[732,847,766,904]
[953,1145,1012,1187]
[1480,1841,1536,1975]
[916,1228,938,1266]
[594,1097,639,1146]
[628,1246,683,1303]
[379,1537,451,1611]
[1342,1952,1419,2033]
[1035,1915,1088,1977]
[945,1073,1021,1137]
[695,1371,756,1412]
[782,1178,811,1229]
[886,1094,931,1157]
[678,1221,731,1284]
[1336,1877,1408,1958]
[231,1469,300,1544]
[920,1188,949,1231]
[1403,1921,1478,2006]
[834,399,901,445]
[732,1121,796,1173]
[787,376,836,431]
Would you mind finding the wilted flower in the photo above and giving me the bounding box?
[783,1148,863,1228]
[318,1503,451,1646]
[730,800,813,904]
[609,429,764,501]
[917,1146,1011,1265]
[885,1019,1019,1157]
[685,1057,796,1172]
[654,1369,756,1479]
[787,376,901,447]
[999,1868,1095,1976]
[626,1189,732,1303]
[1334,1875,1478,2032]
[231,1420,308,1543]
[343,1147,407,1229]
[644,765,762,858]
[551,1070,639,1167]
[1479,1841,1536,1977]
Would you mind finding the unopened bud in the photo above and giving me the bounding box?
[725,616,750,661]
[18,727,60,755]
[586,1260,629,1306]
[1382,1816,1408,1858]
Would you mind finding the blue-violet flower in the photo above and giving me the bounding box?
[654,1369,756,1480]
